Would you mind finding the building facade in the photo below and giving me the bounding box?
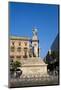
[10,28,40,61]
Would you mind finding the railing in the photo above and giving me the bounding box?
[10,74,58,83]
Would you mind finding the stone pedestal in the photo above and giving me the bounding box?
[20,58,48,78]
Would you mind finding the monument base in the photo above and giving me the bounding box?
[20,58,48,78]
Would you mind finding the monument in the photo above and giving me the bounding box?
[10,28,48,78]
[20,28,48,78]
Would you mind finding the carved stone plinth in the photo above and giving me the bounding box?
[20,58,48,78]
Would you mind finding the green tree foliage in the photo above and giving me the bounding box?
[10,59,21,71]
[45,51,59,72]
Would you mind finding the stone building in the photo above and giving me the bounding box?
[10,36,30,60]
[10,28,40,60]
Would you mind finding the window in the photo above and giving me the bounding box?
[11,46,15,52]
[12,42,14,45]
[19,42,21,46]
[25,42,27,46]
[10,55,14,59]
[16,55,21,59]
[23,47,28,58]
[24,47,27,52]
[17,47,21,52]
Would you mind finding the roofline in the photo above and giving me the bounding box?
[10,36,31,41]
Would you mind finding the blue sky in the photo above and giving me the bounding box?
[9,2,59,58]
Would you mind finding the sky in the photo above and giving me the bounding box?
[9,2,59,58]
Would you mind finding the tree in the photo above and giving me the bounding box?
[10,59,22,78]
[10,60,21,71]
[13,60,21,70]
[45,51,59,74]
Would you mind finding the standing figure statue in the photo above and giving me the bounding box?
[32,28,39,57]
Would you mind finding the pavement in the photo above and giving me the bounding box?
[9,75,59,88]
